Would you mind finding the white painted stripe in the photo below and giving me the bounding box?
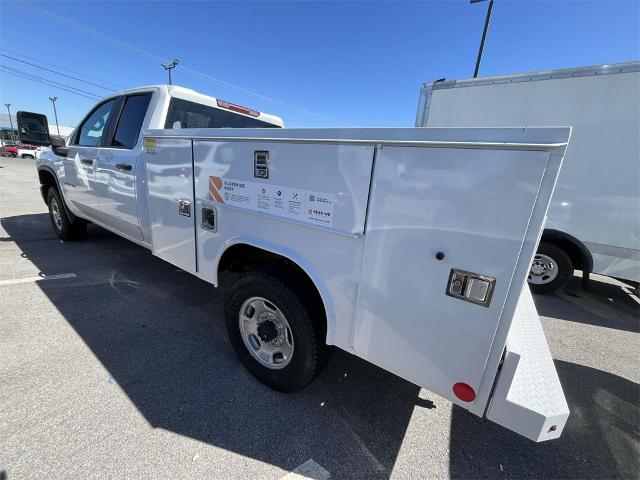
[0,273,76,286]
[281,459,330,480]
[621,286,640,305]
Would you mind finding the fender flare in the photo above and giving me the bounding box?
[541,228,593,287]
[214,236,337,345]
[37,165,80,222]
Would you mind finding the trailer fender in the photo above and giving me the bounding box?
[214,236,337,345]
[542,229,593,288]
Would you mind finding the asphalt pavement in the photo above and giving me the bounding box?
[1,157,638,479]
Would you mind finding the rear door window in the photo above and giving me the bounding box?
[111,93,153,149]
[164,98,278,129]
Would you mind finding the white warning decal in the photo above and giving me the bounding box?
[209,176,334,227]
[305,191,335,226]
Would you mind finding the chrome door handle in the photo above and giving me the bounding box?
[80,158,94,166]
[116,163,132,171]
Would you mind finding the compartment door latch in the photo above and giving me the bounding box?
[178,199,191,217]
[254,150,269,179]
[446,269,496,307]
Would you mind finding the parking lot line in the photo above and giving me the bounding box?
[280,459,330,480]
[0,273,76,286]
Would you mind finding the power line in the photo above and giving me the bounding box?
[0,48,127,90]
[0,65,102,98]
[15,0,347,125]
[0,53,118,92]
[0,67,101,100]
[0,66,101,100]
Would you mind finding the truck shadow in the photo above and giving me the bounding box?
[2,212,426,479]
[533,275,639,334]
[3,213,638,479]
[449,360,639,479]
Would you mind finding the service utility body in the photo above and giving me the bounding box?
[19,85,571,442]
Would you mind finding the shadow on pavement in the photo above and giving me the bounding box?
[2,213,425,479]
[449,360,639,479]
[534,275,639,334]
[3,212,638,479]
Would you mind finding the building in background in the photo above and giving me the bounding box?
[0,112,75,145]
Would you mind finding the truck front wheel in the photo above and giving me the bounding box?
[47,188,86,241]
[225,271,327,392]
[528,242,574,294]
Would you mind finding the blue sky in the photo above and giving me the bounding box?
[1,0,638,128]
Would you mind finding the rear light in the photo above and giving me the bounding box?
[453,382,476,402]
[216,99,260,117]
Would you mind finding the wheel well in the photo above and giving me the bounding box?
[218,244,328,340]
[540,229,592,273]
[38,169,57,199]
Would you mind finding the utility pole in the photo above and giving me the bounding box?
[49,96,60,136]
[162,59,179,85]
[4,103,15,142]
[471,0,495,78]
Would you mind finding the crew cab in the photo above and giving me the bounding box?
[18,85,571,442]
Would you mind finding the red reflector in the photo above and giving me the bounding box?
[453,382,476,402]
[216,99,260,117]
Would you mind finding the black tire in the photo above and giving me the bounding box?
[225,270,327,392]
[528,242,574,294]
[46,187,86,241]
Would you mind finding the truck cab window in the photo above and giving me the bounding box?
[111,93,152,149]
[76,99,116,147]
[165,97,279,129]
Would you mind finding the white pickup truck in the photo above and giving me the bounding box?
[19,85,571,442]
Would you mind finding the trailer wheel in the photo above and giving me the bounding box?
[47,188,86,241]
[225,270,326,392]
[528,242,573,294]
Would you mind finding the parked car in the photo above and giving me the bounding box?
[0,144,18,157]
[17,145,40,159]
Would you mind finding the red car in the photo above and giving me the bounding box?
[1,144,18,157]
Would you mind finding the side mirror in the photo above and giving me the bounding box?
[16,111,51,146]
[51,135,69,157]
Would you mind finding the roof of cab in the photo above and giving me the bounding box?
[115,84,284,127]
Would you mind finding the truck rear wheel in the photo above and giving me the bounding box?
[528,242,574,294]
[47,188,86,241]
[225,270,326,392]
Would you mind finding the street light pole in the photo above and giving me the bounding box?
[49,96,60,136]
[4,103,15,142]
[471,0,495,78]
[161,59,179,85]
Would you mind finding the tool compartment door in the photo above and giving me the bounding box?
[144,137,196,272]
[192,140,374,237]
[353,144,562,415]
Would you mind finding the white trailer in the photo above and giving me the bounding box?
[416,62,640,293]
[20,86,571,441]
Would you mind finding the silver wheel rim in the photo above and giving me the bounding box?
[528,253,559,285]
[50,197,63,232]
[239,296,294,369]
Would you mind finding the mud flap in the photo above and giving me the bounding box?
[486,286,569,441]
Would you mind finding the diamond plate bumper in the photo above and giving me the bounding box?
[486,286,570,441]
